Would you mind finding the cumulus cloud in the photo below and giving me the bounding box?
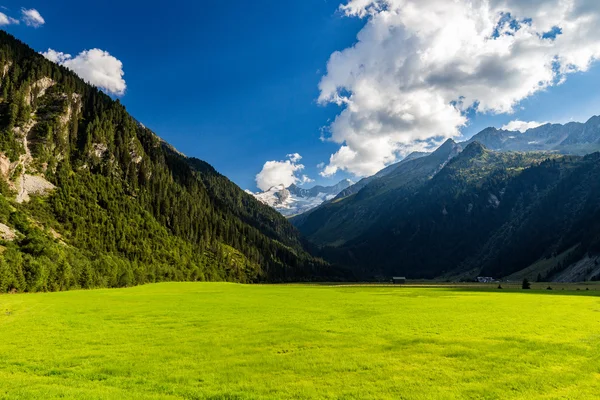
[300,174,314,184]
[21,8,44,27]
[42,49,71,64]
[318,0,600,177]
[502,120,546,132]
[0,12,19,26]
[42,48,126,96]
[255,153,312,191]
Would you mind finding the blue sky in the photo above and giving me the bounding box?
[3,0,600,191]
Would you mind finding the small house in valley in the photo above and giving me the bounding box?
[392,277,406,284]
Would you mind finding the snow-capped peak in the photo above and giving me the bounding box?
[250,179,353,217]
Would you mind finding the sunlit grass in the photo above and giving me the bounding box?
[1,283,600,399]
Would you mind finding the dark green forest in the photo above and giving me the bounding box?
[298,142,600,280]
[0,31,334,293]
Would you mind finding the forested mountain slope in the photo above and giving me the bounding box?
[0,31,331,293]
[295,117,600,230]
[332,151,429,201]
[291,139,462,246]
[308,142,600,280]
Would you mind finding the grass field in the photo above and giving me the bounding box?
[1,283,600,399]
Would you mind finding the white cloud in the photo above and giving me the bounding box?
[21,8,44,27]
[318,0,600,177]
[0,12,19,26]
[42,48,126,96]
[42,49,71,64]
[286,153,302,163]
[502,120,546,132]
[255,153,312,191]
[300,175,314,184]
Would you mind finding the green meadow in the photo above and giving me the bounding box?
[1,283,600,399]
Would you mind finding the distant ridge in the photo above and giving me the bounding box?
[464,116,600,154]
[250,179,353,216]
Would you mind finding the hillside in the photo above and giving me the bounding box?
[332,151,429,201]
[298,141,600,280]
[291,139,462,246]
[313,117,600,211]
[0,31,334,293]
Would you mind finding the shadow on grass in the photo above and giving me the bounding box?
[302,282,600,298]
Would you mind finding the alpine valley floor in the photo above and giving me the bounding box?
[1,283,600,399]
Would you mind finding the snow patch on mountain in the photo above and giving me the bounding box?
[249,179,353,217]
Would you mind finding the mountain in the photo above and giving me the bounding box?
[333,151,429,201]
[0,31,337,293]
[464,117,600,154]
[302,142,600,281]
[249,179,353,217]
[293,117,600,261]
[326,118,600,208]
[291,139,462,246]
[3,30,598,290]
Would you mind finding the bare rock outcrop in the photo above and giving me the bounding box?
[0,154,10,177]
[0,223,16,241]
[26,77,55,106]
[16,174,55,204]
[2,61,12,78]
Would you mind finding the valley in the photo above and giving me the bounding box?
[1,1,600,399]
[0,30,599,288]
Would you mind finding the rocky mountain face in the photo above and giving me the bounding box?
[250,179,353,217]
[0,31,333,293]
